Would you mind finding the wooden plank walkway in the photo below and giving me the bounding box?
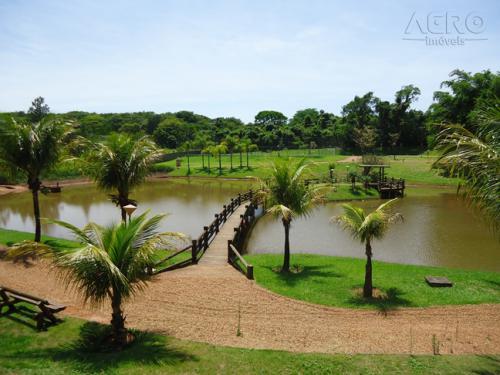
[198,203,248,266]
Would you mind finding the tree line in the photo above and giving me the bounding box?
[1,69,498,154]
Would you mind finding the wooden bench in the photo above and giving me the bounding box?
[0,286,66,330]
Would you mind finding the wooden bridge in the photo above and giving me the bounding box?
[154,190,257,279]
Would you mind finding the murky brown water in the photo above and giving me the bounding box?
[0,180,498,271]
[247,194,499,272]
[0,179,251,239]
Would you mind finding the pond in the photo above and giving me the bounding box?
[246,194,499,272]
[0,179,251,239]
[0,179,498,272]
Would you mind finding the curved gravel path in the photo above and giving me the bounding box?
[1,259,499,355]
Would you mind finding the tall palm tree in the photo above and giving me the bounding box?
[11,212,181,346]
[335,199,403,298]
[0,117,70,242]
[433,101,499,233]
[83,134,161,222]
[257,159,322,272]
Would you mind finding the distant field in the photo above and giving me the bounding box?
[156,150,458,186]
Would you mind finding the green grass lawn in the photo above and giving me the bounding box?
[244,254,500,311]
[0,228,77,248]
[0,316,499,374]
[156,151,458,186]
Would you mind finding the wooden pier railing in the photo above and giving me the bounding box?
[154,190,254,274]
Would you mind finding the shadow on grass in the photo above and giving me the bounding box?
[265,264,343,287]
[482,279,500,290]
[471,355,500,375]
[4,322,197,373]
[348,287,412,315]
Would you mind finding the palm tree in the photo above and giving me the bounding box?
[83,134,161,222]
[433,101,499,232]
[257,159,322,272]
[213,142,228,175]
[335,199,403,298]
[0,117,70,242]
[225,136,238,171]
[11,212,181,346]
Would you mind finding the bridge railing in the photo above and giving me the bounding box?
[227,202,257,279]
[154,190,254,274]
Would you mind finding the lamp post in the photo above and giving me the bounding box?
[123,204,137,223]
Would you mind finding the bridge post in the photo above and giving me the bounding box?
[214,214,220,233]
[223,205,227,221]
[191,240,197,264]
[203,226,209,249]
[227,239,233,263]
[247,264,254,280]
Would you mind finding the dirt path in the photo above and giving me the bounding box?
[0,259,499,355]
[338,156,361,163]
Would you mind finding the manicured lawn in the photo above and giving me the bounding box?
[156,150,458,186]
[0,317,499,374]
[0,228,77,248]
[244,254,500,310]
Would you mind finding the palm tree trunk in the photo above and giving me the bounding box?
[364,239,373,298]
[187,152,191,175]
[110,291,127,345]
[239,150,243,168]
[218,151,222,175]
[230,151,233,170]
[202,153,205,169]
[282,218,291,272]
[207,154,211,174]
[31,183,41,242]
[246,147,249,169]
[119,194,127,223]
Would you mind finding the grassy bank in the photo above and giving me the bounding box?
[0,317,499,374]
[244,254,500,310]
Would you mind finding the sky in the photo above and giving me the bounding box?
[0,0,498,122]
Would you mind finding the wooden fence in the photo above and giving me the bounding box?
[154,190,254,274]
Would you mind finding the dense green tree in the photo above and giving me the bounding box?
[28,96,50,123]
[153,117,190,148]
[254,110,288,131]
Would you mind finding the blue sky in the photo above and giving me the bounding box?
[0,0,498,122]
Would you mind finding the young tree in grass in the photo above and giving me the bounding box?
[225,135,238,170]
[241,139,258,169]
[11,212,182,347]
[257,159,322,272]
[83,134,161,222]
[214,142,228,175]
[335,199,403,298]
[0,117,70,242]
[181,140,193,175]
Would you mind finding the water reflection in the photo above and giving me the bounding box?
[0,179,252,239]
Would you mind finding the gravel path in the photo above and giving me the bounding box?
[1,259,499,355]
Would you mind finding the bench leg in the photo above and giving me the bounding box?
[35,312,47,331]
